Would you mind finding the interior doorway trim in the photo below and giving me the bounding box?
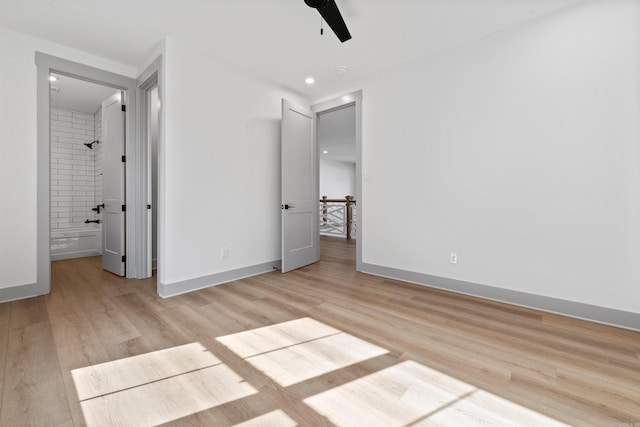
[135,55,163,280]
[312,90,363,271]
[36,53,137,294]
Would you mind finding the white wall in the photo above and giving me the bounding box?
[161,36,308,287]
[0,27,136,289]
[361,0,640,313]
[0,26,306,294]
[320,159,355,199]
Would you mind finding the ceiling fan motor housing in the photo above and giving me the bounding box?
[305,0,328,9]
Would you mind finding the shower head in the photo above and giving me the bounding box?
[84,140,99,149]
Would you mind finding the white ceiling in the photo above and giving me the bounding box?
[1,0,587,100]
[318,105,356,163]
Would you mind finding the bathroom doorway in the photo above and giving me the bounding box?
[48,73,122,267]
[36,53,139,295]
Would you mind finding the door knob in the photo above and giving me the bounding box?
[281,204,295,210]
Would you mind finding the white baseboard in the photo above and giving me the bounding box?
[158,260,281,298]
[361,263,640,332]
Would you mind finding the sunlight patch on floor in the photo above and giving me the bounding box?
[71,342,256,427]
[232,409,297,427]
[72,342,221,400]
[304,360,570,427]
[217,317,388,386]
[217,317,341,358]
[70,321,569,426]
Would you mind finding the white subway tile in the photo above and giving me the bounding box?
[54,163,74,171]
[51,130,72,138]
[52,206,72,213]
[73,186,93,192]
[72,111,93,119]
[73,123,94,131]
[55,109,73,117]
[52,196,72,202]
[56,125,75,134]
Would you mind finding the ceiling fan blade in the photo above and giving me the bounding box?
[317,0,352,42]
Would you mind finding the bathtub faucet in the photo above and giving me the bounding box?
[85,219,100,224]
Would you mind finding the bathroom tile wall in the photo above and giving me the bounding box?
[50,108,99,229]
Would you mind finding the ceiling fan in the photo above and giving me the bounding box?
[304,0,352,43]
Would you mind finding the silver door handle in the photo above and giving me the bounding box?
[281,204,295,210]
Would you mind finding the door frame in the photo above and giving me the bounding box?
[311,90,363,271]
[135,56,163,280]
[36,53,138,292]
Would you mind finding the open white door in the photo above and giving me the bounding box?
[102,91,126,276]
[281,99,319,272]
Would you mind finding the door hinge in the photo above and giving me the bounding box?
[121,155,126,163]
[122,205,126,212]
[121,105,126,112]
[122,255,126,263]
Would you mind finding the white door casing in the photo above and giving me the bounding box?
[102,91,126,276]
[281,99,319,273]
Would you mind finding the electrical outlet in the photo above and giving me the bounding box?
[221,247,229,258]
[450,253,458,264]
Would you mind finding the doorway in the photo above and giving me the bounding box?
[312,91,362,271]
[48,73,118,263]
[48,74,127,276]
[36,53,138,294]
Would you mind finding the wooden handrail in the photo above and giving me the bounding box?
[319,196,356,239]
[319,198,357,204]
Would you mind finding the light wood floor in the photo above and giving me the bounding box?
[1,236,639,426]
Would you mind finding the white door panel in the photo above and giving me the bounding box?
[281,99,319,272]
[102,91,126,276]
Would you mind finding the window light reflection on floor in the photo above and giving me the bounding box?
[71,342,257,427]
[219,318,569,426]
[216,317,389,387]
[304,360,570,427]
[232,409,297,427]
[70,320,571,427]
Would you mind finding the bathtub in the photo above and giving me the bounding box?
[51,226,102,261]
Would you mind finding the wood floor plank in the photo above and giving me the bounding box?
[0,321,72,427]
[46,273,112,427]
[7,296,49,331]
[109,291,192,352]
[0,304,11,419]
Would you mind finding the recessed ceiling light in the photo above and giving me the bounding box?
[337,66,348,73]
[49,75,58,82]
[305,77,315,85]
[323,150,328,154]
